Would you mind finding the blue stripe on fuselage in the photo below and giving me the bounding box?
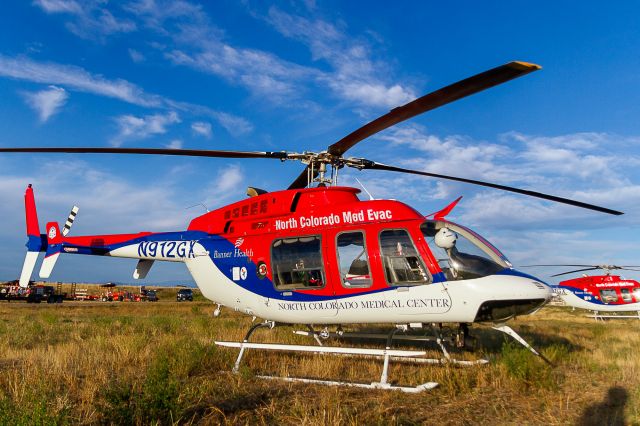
[496,268,550,286]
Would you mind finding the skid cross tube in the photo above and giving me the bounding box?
[232,321,275,373]
[431,324,451,362]
[378,327,403,386]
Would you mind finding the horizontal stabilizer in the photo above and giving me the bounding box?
[133,259,154,279]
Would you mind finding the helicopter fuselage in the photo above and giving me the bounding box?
[46,186,551,325]
[554,275,640,312]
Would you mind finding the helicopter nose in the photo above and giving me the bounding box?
[472,271,552,322]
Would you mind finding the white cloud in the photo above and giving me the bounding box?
[347,126,640,231]
[209,111,253,136]
[34,0,83,14]
[0,54,252,136]
[31,1,415,110]
[0,54,162,107]
[122,1,414,107]
[0,158,199,281]
[265,7,416,108]
[191,121,211,138]
[34,0,136,40]
[165,45,316,101]
[333,82,414,108]
[128,48,145,63]
[165,139,183,149]
[202,165,245,208]
[22,85,69,122]
[111,111,180,146]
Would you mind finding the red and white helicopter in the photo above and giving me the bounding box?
[1,62,623,392]
[529,265,640,320]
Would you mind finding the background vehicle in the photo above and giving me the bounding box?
[146,290,158,302]
[526,264,640,318]
[177,288,193,301]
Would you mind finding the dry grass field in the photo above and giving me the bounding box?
[0,290,638,425]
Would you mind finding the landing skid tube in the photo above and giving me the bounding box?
[492,324,553,366]
[294,325,489,367]
[216,323,439,393]
[588,311,640,321]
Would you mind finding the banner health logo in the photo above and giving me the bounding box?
[235,237,244,248]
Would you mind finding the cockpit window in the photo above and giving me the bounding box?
[599,289,619,304]
[271,235,325,290]
[337,231,372,288]
[421,220,509,281]
[379,229,432,286]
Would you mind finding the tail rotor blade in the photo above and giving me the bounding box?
[62,206,79,237]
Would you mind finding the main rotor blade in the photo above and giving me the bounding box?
[522,264,600,268]
[363,162,623,215]
[524,264,640,269]
[327,61,541,157]
[288,165,312,190]
[551,268,600,277]
[0,147,289,159]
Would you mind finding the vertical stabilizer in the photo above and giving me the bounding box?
[20,185,45,287]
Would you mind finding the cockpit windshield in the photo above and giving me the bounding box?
[421,220,511,280]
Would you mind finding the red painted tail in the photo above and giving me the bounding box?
[25,184,40,238]
[20,184,45,287]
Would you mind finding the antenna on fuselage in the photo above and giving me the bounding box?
[186,203,210,213]
[355,178,375,200]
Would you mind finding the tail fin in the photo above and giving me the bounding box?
[40,222,62,279]
[19,185,45,287]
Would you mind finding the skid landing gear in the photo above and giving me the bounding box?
[492,324,553,365]
[295,323,488,367]
[216,324,439,393]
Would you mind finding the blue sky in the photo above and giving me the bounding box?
[1,1,639,285]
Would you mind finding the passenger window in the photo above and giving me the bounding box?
[379,229,431,286]
[633,288,640,302]
[599,289,619,304]
[271,236,325,290]
[337,232,372,288]
[621,288,632,302]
